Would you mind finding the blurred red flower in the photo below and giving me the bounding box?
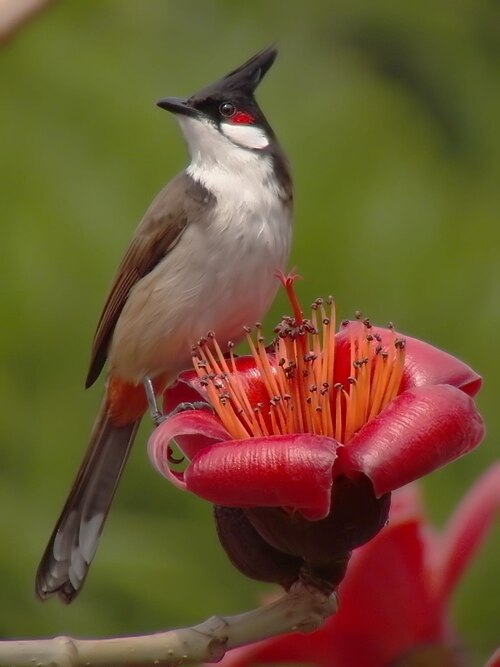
[149,276,484,591]
[213,465,500,667]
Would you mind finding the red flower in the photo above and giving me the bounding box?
[210,465,500,667]
[148,276,484,590]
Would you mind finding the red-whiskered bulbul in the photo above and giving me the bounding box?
[35,46,293,602]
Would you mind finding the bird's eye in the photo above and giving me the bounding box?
[219,102,236,117]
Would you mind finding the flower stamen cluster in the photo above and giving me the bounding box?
[191,280,406,444]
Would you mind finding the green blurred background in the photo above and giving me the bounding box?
[0,0,498,663]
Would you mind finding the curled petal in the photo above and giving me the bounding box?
[396,333,482,396]
[148,410,230,489]
[185,434,339,520]
[337,384,485,496]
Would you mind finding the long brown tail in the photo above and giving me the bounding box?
[35,399,140,603]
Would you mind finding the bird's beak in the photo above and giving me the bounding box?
[156,96,198,118]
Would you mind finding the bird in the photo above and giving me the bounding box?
[35,46,293,603]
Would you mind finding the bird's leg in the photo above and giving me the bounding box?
[143,376,213,428]
[143,376,165,427]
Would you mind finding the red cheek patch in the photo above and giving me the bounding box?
[230,111,255,124]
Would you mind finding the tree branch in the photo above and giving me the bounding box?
[0,582,337,666]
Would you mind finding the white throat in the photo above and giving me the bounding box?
[177,115,280,201]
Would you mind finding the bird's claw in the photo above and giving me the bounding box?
[169,400,214,416]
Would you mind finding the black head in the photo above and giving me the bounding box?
[157,46,277,137]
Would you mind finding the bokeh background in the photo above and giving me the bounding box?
[0,1,498,664]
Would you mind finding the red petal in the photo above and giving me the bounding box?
[337,384,485,495]
[335,323,481,396]
[432,462,500,607]
[388,482,425,525]
[185,434,339,520]
[214,629,333,667]
[148,410,230,489]
[328,520,443,665]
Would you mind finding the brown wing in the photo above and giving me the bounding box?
[85,172,213,388]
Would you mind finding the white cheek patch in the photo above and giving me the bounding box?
[221,122,270,150]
